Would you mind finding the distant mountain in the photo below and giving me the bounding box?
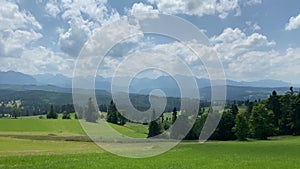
[0,71,36,85]
[0,71,298,96]
[199,85,294,101]
[226,79,293,88]
[34,74,72,88]
[0,84,72,93]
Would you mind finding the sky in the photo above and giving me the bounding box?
[0,0,300,83]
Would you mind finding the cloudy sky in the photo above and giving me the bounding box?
[0,0,300,83]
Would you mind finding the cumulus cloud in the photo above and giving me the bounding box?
[211,28,275,61]
[246,21,261,31]
[52,0,124,57]
[0,29,42,57]
[0,1,42,30]
[74,16,143,77]
[0,0,73,76]
[59,18,91,57]
[285,14,300,31]
[45,0,60,18]
[0,46,74,76]
[147,0,261,18]
[60,0,108,22]
[0,1,42,57]
[99,28,300,83]
[126,3,159,19]
[209,27,300,82]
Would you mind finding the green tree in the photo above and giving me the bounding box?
[245,101,253,120]
[171,113,191,139]
[233,112,249,141]
[6,100,22,119]
[172,107,177,124]
[267,90,281,127]
[107,100,118,124]
[185,113,208,140]
[292,93,300,135]
[62,111,71,119]
[148,110,162,138]
[47,105,58,119]
[118,111,127,126]
[211,110,236,140]
[230,104,239,116]
[85,98,99,123]
[76,106,84,119]
[279,94,294,135]
[249,104,275,140]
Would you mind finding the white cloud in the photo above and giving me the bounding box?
[45,0,60,18]
[147,0,261,18]
[285,14,300,31]
[0,46,74,76]
[0,1,42,57]
[0,29,42,57]
[0,1,42,30]
[130,3,158,14]
[53,0,124,57]
[211,28,275,61]
[208,27,300,82]
[243,0,262,6]
[127,2,159,19]
[0,1,73,76]
[252,23,261,31]
[60,18,300,83]
[246,21,261,31]
[59,18,91,57]
[60,0,108,22]
[74,16,143,76]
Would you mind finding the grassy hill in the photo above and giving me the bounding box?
[0,118,85,135]
[0,117,148,138]
[0,136,300,168]
[1,116,300,168]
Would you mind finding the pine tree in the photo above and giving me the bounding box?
[107,100,118,124]
[47,105,58,119]
[245,101,253,120]
[172,107,177,124]
[210,110,236,140]
[267,90,281,127]
[148,110,162,138]
[292,93,300,135]
[171,113,190,139]
[85,98,99,123]
[230,104,239,116]
[76,106,84,119]
[118,111,127,126]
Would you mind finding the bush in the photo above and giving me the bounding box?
[62,111,71,119]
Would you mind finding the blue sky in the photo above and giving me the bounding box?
[0,0,300,83]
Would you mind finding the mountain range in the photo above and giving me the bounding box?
[0,70,298,100]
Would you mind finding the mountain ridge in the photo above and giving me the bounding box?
[0,71,298,94]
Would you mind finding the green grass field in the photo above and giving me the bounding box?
[1,117,300,169]
[0,117,148,138]
[1,136,300,169]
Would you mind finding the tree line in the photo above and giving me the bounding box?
[147,87,300,140]
[2,87,299,141]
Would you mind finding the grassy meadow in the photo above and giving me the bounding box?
[1,134,300,168]
[0,116,300,169]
